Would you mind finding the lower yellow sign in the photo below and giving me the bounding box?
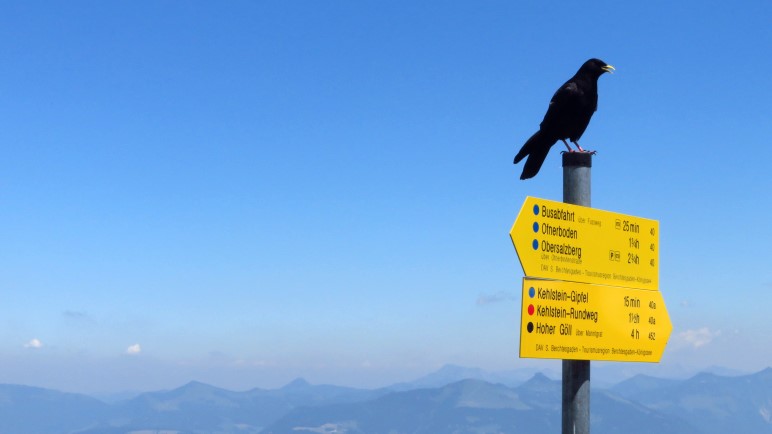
[520,278,672,362]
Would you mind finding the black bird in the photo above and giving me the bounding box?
[514,58,614,180]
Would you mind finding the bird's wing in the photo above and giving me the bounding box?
[550,82,584,107]
[540,81,584,131]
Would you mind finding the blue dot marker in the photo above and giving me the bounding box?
[532,222,539,233]
[533,204,539,215]
[532,239,538,250]
[529,287,535,298]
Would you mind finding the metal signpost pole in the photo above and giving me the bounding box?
[561,152,592,434]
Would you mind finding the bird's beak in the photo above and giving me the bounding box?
[602,64,615,74]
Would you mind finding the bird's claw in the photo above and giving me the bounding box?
[577,147,597,155]
[561,149,597,155]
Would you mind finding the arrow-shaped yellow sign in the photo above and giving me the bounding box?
[520,278,672,362]
[510,196,659,291]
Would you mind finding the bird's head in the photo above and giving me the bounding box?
[581,58,615,78]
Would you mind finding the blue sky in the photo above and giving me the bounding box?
[1,1,770,394]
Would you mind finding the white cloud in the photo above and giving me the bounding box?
[476,291,516,305]
[678,327,720,348]
[126,344,142,355]
[24,338,43,349]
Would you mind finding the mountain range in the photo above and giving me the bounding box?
[0,366,770,433]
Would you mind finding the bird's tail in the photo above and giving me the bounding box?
[513,130,556,180]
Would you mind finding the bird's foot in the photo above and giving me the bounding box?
[575,144,596,155]
[561,149,596,155]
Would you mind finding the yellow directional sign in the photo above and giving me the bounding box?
[510,196,659,291]
[519,278,672,362]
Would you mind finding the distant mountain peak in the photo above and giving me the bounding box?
[525,372,552,384]
[690,371,720,383]
[438,363,475,371]
[753,367,772,379]
[179,380,217,391]
[434,364,484,376]
[445,378,489,389]
[156,380,227,400]
[518,372,558,394]
[282,378,311,389]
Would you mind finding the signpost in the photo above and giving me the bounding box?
[510,153,672,433]
[519,278,671,362]
[510,196,659,291]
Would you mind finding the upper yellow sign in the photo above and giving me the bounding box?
[511,196,659,291]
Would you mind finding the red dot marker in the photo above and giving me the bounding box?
[528,304,535,315]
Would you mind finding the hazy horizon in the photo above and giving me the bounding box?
[1,358,766,396]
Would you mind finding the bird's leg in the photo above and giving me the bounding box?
[560,139,574,152]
